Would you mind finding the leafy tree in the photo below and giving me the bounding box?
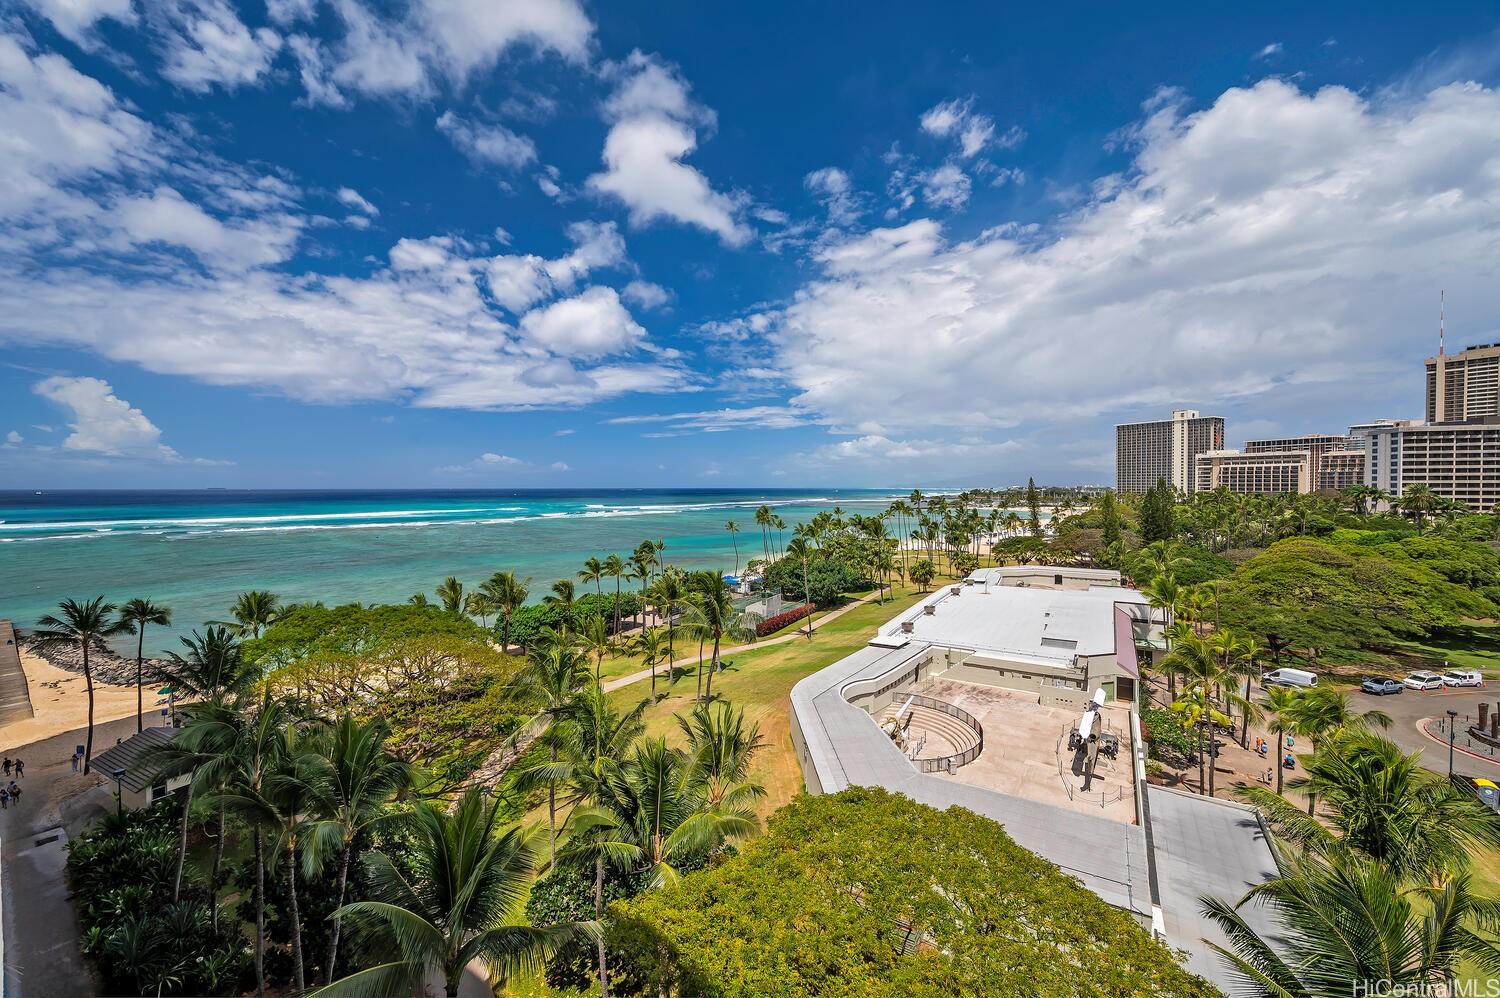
[610,787,1215,997]
[117,597,172,734]
[525,863,648,992]
[1025,476,1043,537]
[34,596,131,773]
[1099,489,1122,563]
[1141,478,1176,543]
[909,558,936,591]
[326,787,579,998]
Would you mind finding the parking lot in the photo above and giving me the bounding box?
[1351,682,1500,778]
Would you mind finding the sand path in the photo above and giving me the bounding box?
[0,651,150,753]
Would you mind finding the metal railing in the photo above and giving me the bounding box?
[1055,721,1129,808]
[899,694,984,774]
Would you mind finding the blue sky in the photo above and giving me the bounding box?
[3,1,1499,488]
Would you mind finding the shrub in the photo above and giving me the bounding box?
[504,592,642,648]
[1142,707,1194,762]
[609,787,1215,997]
[762,557,865,607]
[755,603,814,636]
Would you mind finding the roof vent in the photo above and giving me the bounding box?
[923,604,937,615]
[901,620,915,633]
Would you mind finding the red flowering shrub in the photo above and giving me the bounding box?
[756,603,814,636]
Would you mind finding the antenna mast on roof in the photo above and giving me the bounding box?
[1440,289,1446,356]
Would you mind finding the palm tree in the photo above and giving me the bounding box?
[545,579,577,635]
[1162,636,1231,795]
[772,514,788,560]
[261,723,318,993]
[33,597,130,774]
[1237,734,1500,884]
[603,554,625,637]
[652,568,687,669]
[116,598,172,734]
[462,590,494,628]
[483,571,530,653]
[515,642,590,865]
[629,545,656,631]
[1258,685,1302,797]
[303,715,411,985]
[676,701,766,809]
[678,574,761,705]
[578,614,612,685]
[212,590,283,639]
[578,557,605,600]
[785,537,816,638]
[754,505,772,564]
[1200,850,1500,996]
[435,577,465,614]
[325,787,579,998]
[632,625,670,697]
[724,520,741,574]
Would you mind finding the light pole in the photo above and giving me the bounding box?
[111,767,126,818]
[1447,708,1459,780]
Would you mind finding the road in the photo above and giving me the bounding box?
[1351,684,1500,779]
[2,713,141,998]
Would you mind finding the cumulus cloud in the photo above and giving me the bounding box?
[109,185,302,270]
[483,220,627,313]
[436,450,522,473]
[159,0,283,93]
[34,375,222,463]
[804,166,861,226]
[587,51,750,245]
[753,79,1500,444]
[290,0,592,106]
[621,279,670,310]
[3,430,21,447]
[1255,42,1284,60]
[337,186,377,215]
[435,110,537,169]
[518,286,645,358]
[918,163,971,209]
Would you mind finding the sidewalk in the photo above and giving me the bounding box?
[2,713,140,998]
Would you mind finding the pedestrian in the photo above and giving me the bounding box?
[7,781,19,801]
[1,789,9,810]
[1265,767,1274,785]
[15,758,24,778]
[70,751,79,773]
[2,757,10,777]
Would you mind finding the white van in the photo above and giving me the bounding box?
[1262,668,1317,689]
[1442,669,1484,688]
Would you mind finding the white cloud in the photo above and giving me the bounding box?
[291,0,592,106]
[518,285,645,358]
[621,279,670,310]
[22,0,135,45]
[809,434,1019,465]
[3,430,21,446]
[436,450,523,473]
[553,427,574,436]
[607,405,811,433]
[918,163,971,209]
[435,110,536,169]
[804,167,861,226]
[336,186,377,215]
[160,0,283,93]
[485,253,552,312]
[754,79,1500,444]
[109,185,302,270]
[483,220,626,313]
[33,375,221,463]
[919,96,1017,158]
[587,51,750,246]
[549,461,569,471]
[1255,42,1284,60]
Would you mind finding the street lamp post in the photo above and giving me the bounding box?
[111,767,127,818]
[1447,708,1459,780]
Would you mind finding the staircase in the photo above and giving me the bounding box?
[877,701,980,764]
[0,620,35,725]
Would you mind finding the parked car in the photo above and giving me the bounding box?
[1360,677,1404,695]
[1403,671,1445,691]
[1441,669,1484,687]
[1262,668,1318,688]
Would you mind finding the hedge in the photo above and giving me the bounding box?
[755,602,814,636]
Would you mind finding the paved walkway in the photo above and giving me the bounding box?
[2,713,142,998]
[600,590,892,694]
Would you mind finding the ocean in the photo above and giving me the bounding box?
[0,489,914,654]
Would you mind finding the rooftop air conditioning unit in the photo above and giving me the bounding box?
[901,620,915,633]
[923,604,937,615]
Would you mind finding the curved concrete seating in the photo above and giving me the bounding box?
[877,699,981,769]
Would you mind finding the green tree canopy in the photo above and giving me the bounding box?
[243,602,491,668]
[609,787,1215,998]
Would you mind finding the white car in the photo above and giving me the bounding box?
[1404,671,1445,691]
[1442,670,1484,688]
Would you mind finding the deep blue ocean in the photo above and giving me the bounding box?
[0,489,911,654]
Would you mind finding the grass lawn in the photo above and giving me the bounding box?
[1389,621,1500,678]
[602,582,935,820]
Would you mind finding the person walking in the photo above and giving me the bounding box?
[1,788,9,810]
[15,758,24,778]
[70,751,79,773]
[2,758,10,777]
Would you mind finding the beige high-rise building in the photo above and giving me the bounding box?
[1115,409,1224,494]
[1194,449,1313,494]
[1365,418,1500,511]
[1426,343,1500,423]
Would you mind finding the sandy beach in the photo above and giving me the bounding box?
[0,649,152,753]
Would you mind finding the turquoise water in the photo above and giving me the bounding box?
[0,489,910,654]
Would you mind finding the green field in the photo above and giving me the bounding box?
[1390,622,1500,678]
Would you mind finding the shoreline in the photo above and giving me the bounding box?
[0,648,151,753]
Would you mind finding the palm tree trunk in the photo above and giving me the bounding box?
[1240,677,1251,749]
[613,577,621,638]
[254,829,266,998]
[695,638,704,700]
[211,805,225,932]
[1274,726,1284,795]
[172,780,193,902]
[548,745,558,867]
[1197,722,1207,796]
[594,855,611,997]
[82,641,95,774]
[136,628,145,733]
[325,841,352,986]
[705,636,721,704]
[287,848,306,993]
